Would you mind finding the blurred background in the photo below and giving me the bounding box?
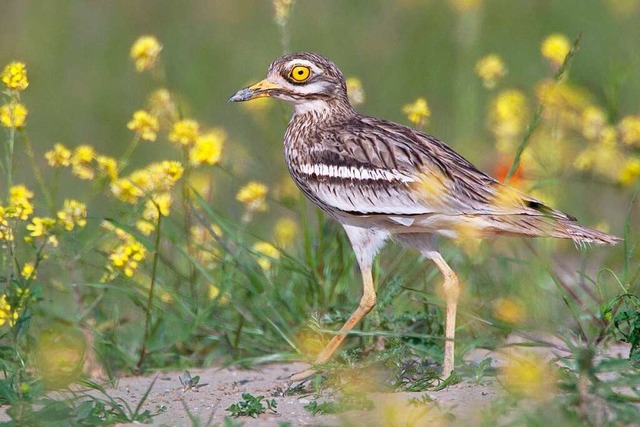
[0,0,638,374]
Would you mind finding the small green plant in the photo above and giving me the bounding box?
[226,393,277,418]
[304,392,374,416]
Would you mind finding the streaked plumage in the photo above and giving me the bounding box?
[230,52,620,380]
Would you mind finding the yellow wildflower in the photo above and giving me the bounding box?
[619,157,640,185]
[346,77,365,106]
[1,61,29,91]
[236,181,269,212]
[619,115,640,147]
[127,110,159,142]
[57,199,87,231]
[190,129,225,166]
[45,143,72,167]
[136,193,172,235]
[21,263,36,280]
[111,178,143,204]
[26,216,56,237]
[493,297,527,325]
[208,284,220,300]
[581,106,607,140]
[0,206,13,242]
[253,241,280,272]
[273,0,294,25]
[96,155,118,181]
[130,35,162,73]
[0,103,28,128]
[448,0,481,12]
[541,33,571,68]
[9,185,34,220]
[147,88,178,122]
[501,352,557,400]
[475,54,507,89]
[0,295,18,327]
[402,97,431,127]
[273,218,298,248]
[71,145,95,180]
[169,119,200,146]
[109,239,146,278]
[490,89,529,151]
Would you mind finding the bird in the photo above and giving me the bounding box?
[229,52,620,381]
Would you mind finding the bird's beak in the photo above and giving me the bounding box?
[228,79,283,102]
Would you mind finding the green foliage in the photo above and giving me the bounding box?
[304,392,374,415]
[226,393,277,418]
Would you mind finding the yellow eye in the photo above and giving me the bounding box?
[290,65,311,82]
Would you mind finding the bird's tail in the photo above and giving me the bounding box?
[548,219,621,246]
[484,215,621,246]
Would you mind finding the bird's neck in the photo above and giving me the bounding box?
[291,98,356,124]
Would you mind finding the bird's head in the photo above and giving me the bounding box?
[229,52,353,116]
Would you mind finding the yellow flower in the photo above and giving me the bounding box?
[0,295,18,327]
[448,0,481,12]
[619,115,640,147]
[111,178,143,204]
[9,185,34,220]
[236,181,269,212]
[402,97,431,127]
[26,216,56,237]
[490,89,529,151]
[1,61,29,91]
[475,54,507,89]
[21,263,36,280]
[619,157,640,185]
[581,106,607,140]
[96,155,118,181]
[208,284,220,300]
[252,241,280,272]
[500,352,557,400]
[492,297,527,325]
[109,239,146,278]
[136,193,173,235]
[0,103,28,128]
[130,35,162,72]
[45,143,72,167]
[273,218,298,248]
[189,129,225,166]
[541,33,571,68]
[169,119,200,146]
[0,207,13,242]
[147,88,178,122]
[127,110,159,142]
[57,199,88,231]
[346,77,365,106]
[71,145,95,180]
[273,0,294,25]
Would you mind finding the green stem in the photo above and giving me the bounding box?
[504,34,582,184]
[136,204,163,371]
[19,130,55,216]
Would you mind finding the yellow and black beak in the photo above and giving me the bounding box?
[228,79,283,102]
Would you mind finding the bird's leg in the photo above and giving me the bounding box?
[430,253,459,378]
[289,226,387,382]
[395,234,459,378]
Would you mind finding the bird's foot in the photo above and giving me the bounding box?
[288,367,317,382]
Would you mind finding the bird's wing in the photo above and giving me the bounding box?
[295,116,574,222]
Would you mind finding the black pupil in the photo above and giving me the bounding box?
[297,69,304,75]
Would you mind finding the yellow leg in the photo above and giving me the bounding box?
[290,225,388,382]
[430,253,459,378]
[395,234,459,378]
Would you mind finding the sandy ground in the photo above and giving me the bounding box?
[91,362,499,426]
[0,339,631,426]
